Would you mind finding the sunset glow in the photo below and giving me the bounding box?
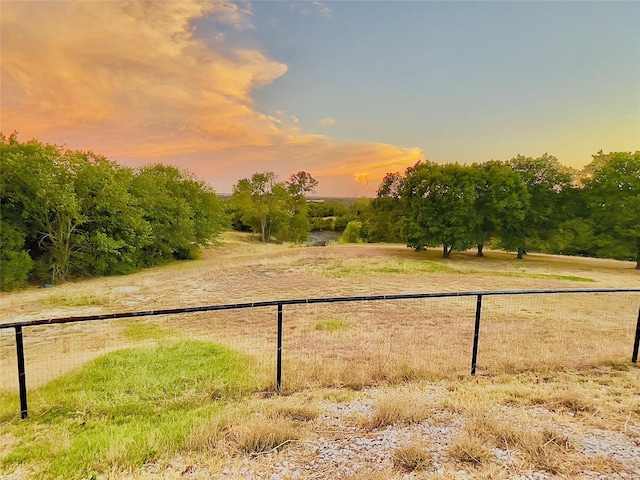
[1,1,638,196]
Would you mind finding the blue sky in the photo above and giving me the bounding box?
[249,1,639,163]
[2,1,639,196]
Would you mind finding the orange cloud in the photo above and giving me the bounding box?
[0,0,422,196]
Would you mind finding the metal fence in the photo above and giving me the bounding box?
[2,288,639,419]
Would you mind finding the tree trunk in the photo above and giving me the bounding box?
[636,237,640,270]
[442,244,452,258]
[260,214,267,242]
[516,245,524,259]
[477,244,484,257]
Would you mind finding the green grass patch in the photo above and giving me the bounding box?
[0,341,265,479]
[122,320,170,341]
[479,271,594,282]
[315,318,351,332]
[47,292,110,307]
[318,259,452,278]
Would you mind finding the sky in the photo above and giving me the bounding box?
[1,1,639,197]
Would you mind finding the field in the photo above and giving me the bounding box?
[1,232,639,479]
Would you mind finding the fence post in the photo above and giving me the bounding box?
[632,307,640,364]
[15,326,28,419]
[276,303,283,391]
[471,294,483,376]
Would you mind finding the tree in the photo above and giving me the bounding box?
[1,134,85,281]
[471,161,529,256]
[231,171,317,243]
[582,151,640,268]
[70,152,149,276]
[1,133,227,287]
[504,154,572,259]
[0,220,33,290]
[341,220,365,243]
[282,171,318,243]
[130,164,226,264]
[372,172,406,242]
[403,161,478,257]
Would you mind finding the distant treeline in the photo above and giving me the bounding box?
[1,132,638,291]
[1,133,226,290]
[297,152,639,268]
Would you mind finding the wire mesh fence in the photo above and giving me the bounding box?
[1,288,639,418]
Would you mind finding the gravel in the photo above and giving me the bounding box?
[178,389,639,480]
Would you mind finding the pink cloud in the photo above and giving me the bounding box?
[1,0,422,197]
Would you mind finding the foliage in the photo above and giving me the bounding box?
[130,164,226,264]
[581,151,640,268]
[470,161,529,256]
[0,133,226,288]
[0,221,33,290]
[403,161,478,257]
[1,133,86,281]
[503,154,572,258]
[230,171,317,243]
[372,151,637,265]
[341,220,366,243]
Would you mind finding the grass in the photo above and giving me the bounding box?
[47,290,111,307]
[0,340,266,479]
[227,415,302,454]
[478,271,595,282]
[365,390,433,429]
[317,258,452,277]
[314,317,351,332]
[392,440,433,471]
[121,320,170,341]
[1,236,638,479]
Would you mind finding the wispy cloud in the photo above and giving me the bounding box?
[288,1,332,18]
[319,118,336,126]
[0,0,420,196]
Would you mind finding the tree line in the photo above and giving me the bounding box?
[331,152,638,268]
[1,133,226,290]
[2,132,638,291]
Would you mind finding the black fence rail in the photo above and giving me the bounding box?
[2,288,639,419]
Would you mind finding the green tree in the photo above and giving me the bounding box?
[504,154,572,259]
[1,133,226,287]
[1,134,85,282]
[403,161,478,257]
[341,220,365,243]
[582,151,640,268]
[471,161,529,257]
[372,172,406,243]
[0,220,33,290]
[231,171,316,243]
[130,165,226,264]
[70,152,149,276]
[282,171,319,242]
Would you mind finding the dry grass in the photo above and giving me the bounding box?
[392,439,433,471]
[365,389,434,429]
[448,433,494,464]
[227,415,302,454]
[1,233,639,479]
